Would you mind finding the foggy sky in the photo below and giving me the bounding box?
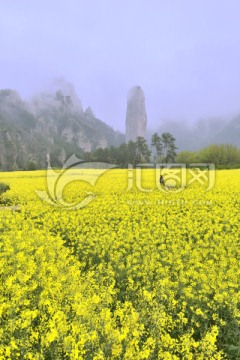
[1,0,240,132]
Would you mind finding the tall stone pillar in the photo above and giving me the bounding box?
[125,86,147,143]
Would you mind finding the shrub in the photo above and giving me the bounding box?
[0,182,10,195]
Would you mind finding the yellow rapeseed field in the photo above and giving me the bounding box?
[0,168,240,359]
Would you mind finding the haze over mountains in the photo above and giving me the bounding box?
[150,115,240,152]
[0,81,124,171]
[0,79,240,171]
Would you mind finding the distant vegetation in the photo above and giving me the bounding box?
[0,182,10,205]
[176,144,240,169]
[0,182,10,195]
[85,137,240,169]
[0,81,240,171]
[85,132,177,167]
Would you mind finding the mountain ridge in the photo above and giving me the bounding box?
[0,88,124,170]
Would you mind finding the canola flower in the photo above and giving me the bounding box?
[0,169,240,359]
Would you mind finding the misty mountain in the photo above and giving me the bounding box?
[215,115,240,146]
[150,116,240,151]
[0,86,124,171]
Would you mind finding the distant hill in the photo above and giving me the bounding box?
[0,87,124,170]
[149,115,240,151]
[215,115,240,146]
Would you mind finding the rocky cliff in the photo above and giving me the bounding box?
[0,87,124,170]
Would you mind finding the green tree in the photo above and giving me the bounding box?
[24,160,37,171]
[135,136,151,164]
[126,140,137,166]
[198,144,240,166]
[93,147,109,163]
[175,150,199,165]
[223,144,240,164]
[151,132,163,162]
[115,143,128,167]
[161,132,177,162]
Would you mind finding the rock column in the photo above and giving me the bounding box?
[125,86,147,143]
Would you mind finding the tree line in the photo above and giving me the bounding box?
[84,132,177,167]
[176,143,240,168]
[84,132,240,169]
